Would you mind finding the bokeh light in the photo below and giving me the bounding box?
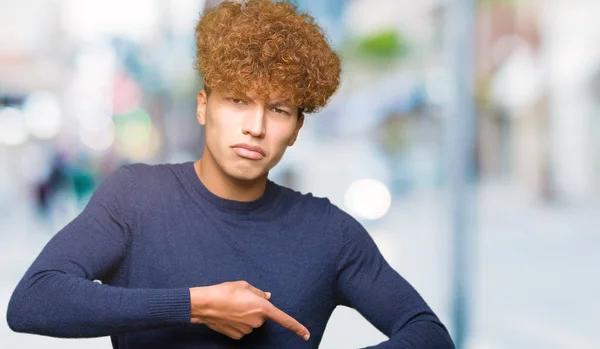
[22,92,63,140]
[114,108,159,160]
[344,178,392,220]
[0,107,29,146]
[79,120,116,151]
[78,110,114,132]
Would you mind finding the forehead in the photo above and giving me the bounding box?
[213,86,295,105]
[245,90,296,107]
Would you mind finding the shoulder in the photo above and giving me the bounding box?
[117,162,185,190]
[99,162,184,207]
[119,162,172,181]
[274,182,357,230]
[124,162,191,199]
[98,162,162,193]
[276,184,372,242]
[275,184,378,264]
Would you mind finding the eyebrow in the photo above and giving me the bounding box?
[233,93,295,109]
[267,101,294,109]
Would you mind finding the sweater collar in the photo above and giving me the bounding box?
[182,161,277,212]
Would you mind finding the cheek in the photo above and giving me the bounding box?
[269,125,296,150]
[206,111,236,143]
[205,122,221,148]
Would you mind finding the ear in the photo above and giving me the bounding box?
[287,115,305,146]
[196,90,208,126]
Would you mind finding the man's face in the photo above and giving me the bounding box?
[196,88,304,181]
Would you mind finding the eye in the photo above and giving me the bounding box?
[271,107,290,115]
[229,98,246,105]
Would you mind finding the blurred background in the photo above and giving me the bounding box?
[1,0,599,348]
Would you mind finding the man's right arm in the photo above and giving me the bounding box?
[6,166,191,338]
[6,166,310,341]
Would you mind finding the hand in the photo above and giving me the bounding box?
[189,281,310,341]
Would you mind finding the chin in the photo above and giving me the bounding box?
[225,166,267,182]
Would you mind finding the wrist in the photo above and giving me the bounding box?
[189,286,212,324]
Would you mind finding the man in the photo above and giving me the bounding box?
[7,1,455,348]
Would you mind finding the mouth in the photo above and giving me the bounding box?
[231,143,266,160]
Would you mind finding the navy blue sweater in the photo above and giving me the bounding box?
[7,162,454,348]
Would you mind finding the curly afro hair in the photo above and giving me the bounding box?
[195,0,341,113]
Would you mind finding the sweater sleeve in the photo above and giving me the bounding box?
[334,216,455,349]
[6,166,191,338]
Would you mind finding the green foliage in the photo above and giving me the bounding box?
[354,29,409,62]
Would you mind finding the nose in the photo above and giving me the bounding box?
[242,107,266,138]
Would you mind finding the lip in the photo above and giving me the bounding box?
[231,143,266,160]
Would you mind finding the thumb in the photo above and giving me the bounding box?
[247,284,271,300]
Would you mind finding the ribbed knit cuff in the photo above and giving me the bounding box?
[146,288,191,324]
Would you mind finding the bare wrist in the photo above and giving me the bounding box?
[189,286,211,323]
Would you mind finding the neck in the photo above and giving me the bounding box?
[194,148,268,202]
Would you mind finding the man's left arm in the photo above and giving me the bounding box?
[334,216,455,349]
